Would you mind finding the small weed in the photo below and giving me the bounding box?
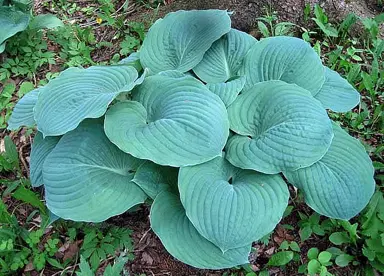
[305,248,333,276]
[256,8,296,37]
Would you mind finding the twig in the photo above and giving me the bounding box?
[79,7,136,28]
[138,227,151,244]
[19,143,29,177]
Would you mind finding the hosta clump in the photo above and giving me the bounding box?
[9,9,375,269]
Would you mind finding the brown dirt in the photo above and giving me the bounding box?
[127,0,383,37]
[2,1,381,275]
[108,206,231,276]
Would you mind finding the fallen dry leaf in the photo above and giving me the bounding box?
[62,240,82,261]
[141,251,154,265]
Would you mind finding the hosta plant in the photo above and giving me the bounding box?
[8,9,375,270]
[0,0,63,53]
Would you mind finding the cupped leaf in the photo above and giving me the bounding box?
[30,132,60,187]
[140,10,231,74]
[240,36,325,94]
[284,123,375,220]
[43,120,146,222]
[0,6,30,47]
[226,80,333,174]
[104,74,229,167]
[150,191,251,269]
[179,156,289,251]
[34,65,140,136]
[206,76,246,107]
[132,161,178,199]
[7,88,40,130]
[314,67,360,112]
[193,29,257,83]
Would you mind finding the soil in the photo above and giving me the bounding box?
[130,0,383,37]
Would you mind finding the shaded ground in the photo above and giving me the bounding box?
[131,0,383,35]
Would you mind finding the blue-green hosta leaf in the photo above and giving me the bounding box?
[0,6,30,47]
[150,191,251,269]
[193,29,257,83]
[119,52,142,71]
[226,81,333,174]
[132,161,178,199]
[7,88,40,130]
[314,67,360,112]
[158,70,186,78]
[140,10,231,74]
[34,65,140,136]
[179,156,289,251]
[30,132,60,187]
[43,120,146,222]
[240,36,325,94]
[284,123,375,220]
[206,76,246,107]
[104,74,229,167]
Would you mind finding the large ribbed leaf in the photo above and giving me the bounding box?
[150,191,251,269]
[193,29,257,83]
[240,36,325,93]
[140,10,231,74]
[30,132,60,187]
[7,88,40,130]
[284,123,375,220]
[43,120,146,222]
[34,65,140,136]
[104,74,229,167]
[314,67,360,112]
[226,81,333,174]
[179,156,289,251]
[0,7,30,52]
[132,161,178,199]
[206,76,246,107]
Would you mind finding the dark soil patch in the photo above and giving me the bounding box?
[108,206,233,276]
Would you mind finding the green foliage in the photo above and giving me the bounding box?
[308,190,384,274]
[119,22,146,57]
[301,5,383,166]
[0,136,19,173]
[0,0,62,54]
[255,8,296,37]
[297,212,334,241]
[77,254,129,276]
[0,195,59,273]
[312,4,338,37]
[0,83,16,128]
[47,25,96,67]
[0,30,56,82]
[267,251,294,266]
[305,248,333,276]
[7,9,377,270]
[0,81,35,130]
[80,225,134,271]
[279,241,300,253]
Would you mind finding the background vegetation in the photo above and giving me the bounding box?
[0,1,383,275]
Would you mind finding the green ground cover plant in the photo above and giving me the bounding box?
[0,136,136,274]
[0,0,63,53]
[7,9,378,270]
